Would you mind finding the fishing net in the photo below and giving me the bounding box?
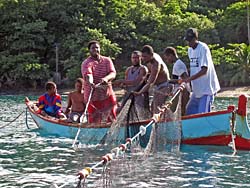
[102,84,183,150]
[143,88,183,157]
[77,139,145,188]
[63,86,184,188]
[101,94,150,146]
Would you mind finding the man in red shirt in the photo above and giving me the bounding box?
[81,40,117,123]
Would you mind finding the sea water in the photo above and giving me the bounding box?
[0,95,250,188]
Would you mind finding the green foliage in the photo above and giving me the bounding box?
[187,0,239,15]
[211,43,250,86]
[226,43,250,86]
[0,0,250,89]
[163,0,182,15]
[0,52,49,87]
[64,28,122,81]
[217,1,248,44]
[176,45,189,63]
[156,12,216,50]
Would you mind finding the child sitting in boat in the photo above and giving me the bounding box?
[64,78,85,123]
[36,81,66,119]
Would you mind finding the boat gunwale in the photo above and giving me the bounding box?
[182,105,235,120]
[25,99,236,128]
[26,101,112,129]
[129,106,235,126]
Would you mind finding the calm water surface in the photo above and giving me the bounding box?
[0,95,250,188]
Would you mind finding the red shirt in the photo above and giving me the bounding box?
[81,55,116,102]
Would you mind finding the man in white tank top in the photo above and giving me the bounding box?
[183,28,220,115]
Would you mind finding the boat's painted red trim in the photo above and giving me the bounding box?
[182,135,250,150]
[182,135,232,145]
[237,94,247,117]
[182,106,235,120]
[235,136,250,150]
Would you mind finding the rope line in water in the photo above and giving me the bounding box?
[0,110,25,129]
[50,121,156,188]
[25,107,31,129]
[77,120,155,181]
[229,111,237,156]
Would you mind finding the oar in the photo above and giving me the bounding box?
[72,84,97,148]
[229,111,237,156]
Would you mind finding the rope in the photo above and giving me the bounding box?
[0,110,25,129]
[72,83,102,148]
[229,111,237,156]
[25,107,31,129]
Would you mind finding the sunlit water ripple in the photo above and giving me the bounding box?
[0,95,250,188]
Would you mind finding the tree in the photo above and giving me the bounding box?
[217,1,248,45]
[211,43,250,86]
[0,0,50,88]
[227,43,250,86]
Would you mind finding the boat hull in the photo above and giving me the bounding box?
[27,103,125,145]
[128,95,250,150]
[26,95,250,150]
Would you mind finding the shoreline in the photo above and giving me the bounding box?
[1,86,250,98]
[216,86,250,98]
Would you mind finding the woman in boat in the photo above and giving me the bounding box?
[81,40,117,123]
[64,78,85,123]
[36,81,66,119]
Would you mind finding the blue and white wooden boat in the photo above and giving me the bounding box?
[25,98,124,145]
[25,95,250,150]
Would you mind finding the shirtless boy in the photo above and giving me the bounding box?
[65,78,85,122]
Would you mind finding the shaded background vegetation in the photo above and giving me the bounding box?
[0,0,249,91]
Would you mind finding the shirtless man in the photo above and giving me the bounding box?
[133,45,173,114]
[65,78,85,122]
